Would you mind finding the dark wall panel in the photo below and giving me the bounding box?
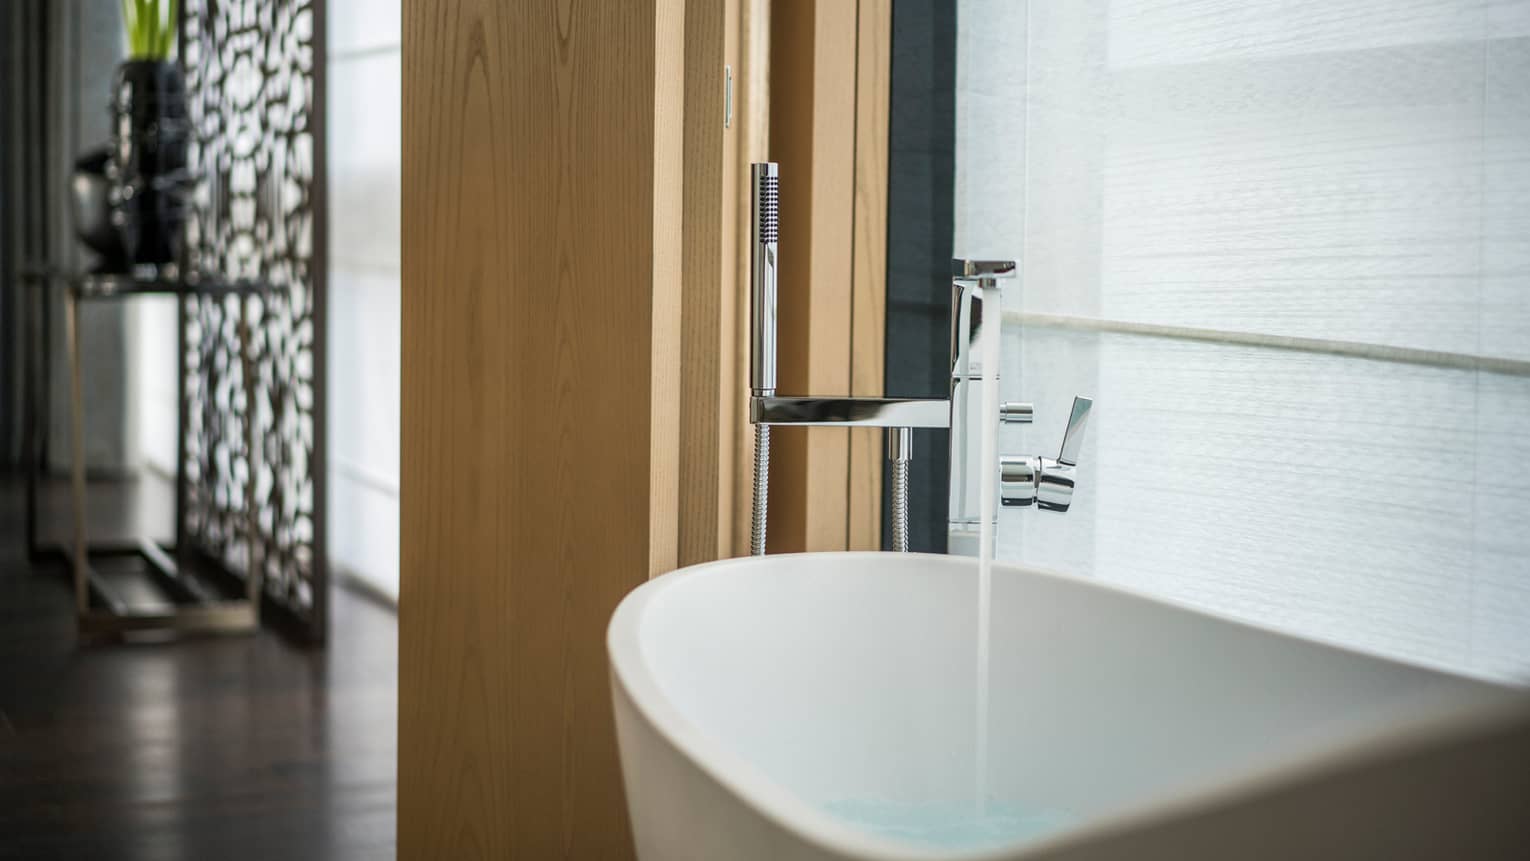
[883,0,957,552]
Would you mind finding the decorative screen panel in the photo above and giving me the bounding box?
[182,0,325,637]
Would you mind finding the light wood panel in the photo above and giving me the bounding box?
[767,0,858,552]
[765,0,891,553]
[728,0,771,556]
[399,0,681,857]
[652,3,685,579]
[679,0,726,566]
[847,0,891,550]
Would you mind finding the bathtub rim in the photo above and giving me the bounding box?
[606,550,1529,860]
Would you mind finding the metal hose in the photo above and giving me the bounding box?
[890,456,910,552]
[750,423,770,556]
[888,426,912,553]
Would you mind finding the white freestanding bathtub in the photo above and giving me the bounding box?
[607,552,1530,860]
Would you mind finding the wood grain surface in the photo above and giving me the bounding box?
[848,0,891,551]
[400,1,682,857]
[680,0,726,567]
[768,0,861,552]
[729,0,772,556]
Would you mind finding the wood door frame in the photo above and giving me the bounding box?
[686,0,772,564]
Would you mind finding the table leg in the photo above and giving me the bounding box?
[23,279,38,557]
[41,276,52,506]
[240,295,262,621]
[65,290,88,614]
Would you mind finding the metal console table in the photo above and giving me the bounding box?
[21,266,268,637]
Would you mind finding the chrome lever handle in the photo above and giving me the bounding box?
[1038,396,1092,511]
[1000,395,1094,512]
[1054,396,1091,466]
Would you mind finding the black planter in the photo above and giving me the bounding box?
[108,59,190,266]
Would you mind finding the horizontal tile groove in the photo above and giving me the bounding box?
[335,567,400,608]
[1006,311,1530,377]
[335,459,400,497]
[330,258,402,276]
[329,43,401,62]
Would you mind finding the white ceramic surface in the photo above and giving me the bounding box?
[607,552,1526,860]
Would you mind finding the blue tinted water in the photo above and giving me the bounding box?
[822,799,1075,851]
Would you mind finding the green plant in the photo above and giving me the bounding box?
[120,0,179,60]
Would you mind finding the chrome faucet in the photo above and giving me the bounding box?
[747,162,1092,556]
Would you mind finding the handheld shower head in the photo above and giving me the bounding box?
[751,162,779,396]
[754,166,778,243]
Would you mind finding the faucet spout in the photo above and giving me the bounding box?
[947,260,1015,542]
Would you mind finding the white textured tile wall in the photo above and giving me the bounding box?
[961,1,1530,681]
[1490,0,1530,34]
[1105,0,1491,68]
[1485,38,1530,361]
[1472,370,1530,673]
[330,0,401,56]
[962,0,1530,361]
[997,327,1530,682]
[954,0,1027,261]
[327,2,401,599]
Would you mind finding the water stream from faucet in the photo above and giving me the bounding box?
[975,284,1002,815]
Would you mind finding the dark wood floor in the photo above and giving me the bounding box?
[0,474,397,860]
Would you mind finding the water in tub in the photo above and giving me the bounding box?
[822,799,1076,852]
